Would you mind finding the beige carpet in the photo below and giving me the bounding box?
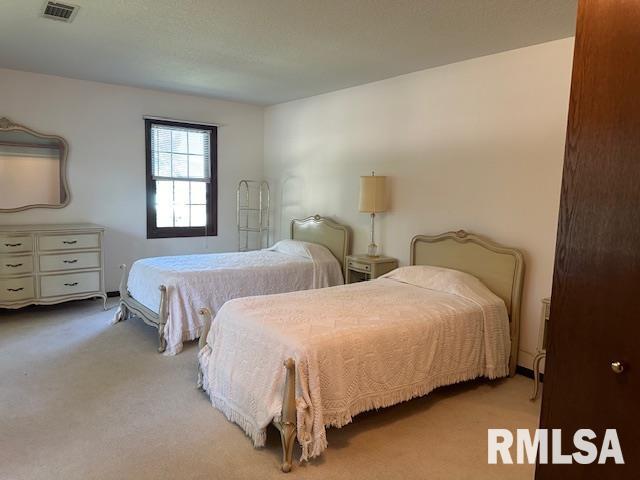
[0,299,540,480]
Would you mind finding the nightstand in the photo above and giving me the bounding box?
[345,254,398,283]
[530,297,550,400]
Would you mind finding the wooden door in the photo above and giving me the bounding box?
[537,0,640,478]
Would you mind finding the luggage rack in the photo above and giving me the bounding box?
[237,180,270,251]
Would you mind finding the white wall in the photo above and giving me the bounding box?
[264,38,574,369]
[0,68,264,291]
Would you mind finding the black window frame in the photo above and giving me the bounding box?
[145,118,218,239]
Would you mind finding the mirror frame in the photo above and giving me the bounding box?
[0,117,71,212]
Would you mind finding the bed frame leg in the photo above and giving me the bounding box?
[280,423,296,473]
[196,308,212,388]
[198,308,212,351]
[157,324,166,353]
[157,285,168,353]
[279,358,296,473]
[113,303,128,323]
[112,264,130,324]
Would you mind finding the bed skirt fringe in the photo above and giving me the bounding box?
[199,340,509,464]
[198,345,268,447]
[301,364,509,461]
[211,395,268,447]
[162,324,206,356]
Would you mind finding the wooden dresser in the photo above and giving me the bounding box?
[0,224,106,309]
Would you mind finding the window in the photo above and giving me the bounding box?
[145,119,217,238]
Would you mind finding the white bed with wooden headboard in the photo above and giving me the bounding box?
[112,215,350,355]
[197,230,524,472]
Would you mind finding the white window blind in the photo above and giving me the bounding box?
[150,124,211,181]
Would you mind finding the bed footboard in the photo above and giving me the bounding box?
[112,264,130,323]
[274,358,297,473]
[113,263,169,353]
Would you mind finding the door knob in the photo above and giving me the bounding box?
[611,361,624,374]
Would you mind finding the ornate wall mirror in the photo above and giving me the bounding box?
[0,117,70,212]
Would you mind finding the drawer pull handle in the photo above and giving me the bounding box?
[64,282,79,287]
[4,243,22,247]
[5,263,23,268]
[62,240,78,245]
[63,259,78,264]
[7,287,24,292]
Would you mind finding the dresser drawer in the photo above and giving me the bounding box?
[39,252,100,272]
[0,255,34,276]
[39,233,100,251]
[40,271,101,298]
[0,236,33,254]
[0,276,35,302]
[348,260,371,272]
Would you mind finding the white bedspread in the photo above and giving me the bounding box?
[198,266,511,461]
[125,241,343,355]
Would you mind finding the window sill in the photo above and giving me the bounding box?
[147,227,217,239]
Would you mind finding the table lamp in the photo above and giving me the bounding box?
[359,171,388,257]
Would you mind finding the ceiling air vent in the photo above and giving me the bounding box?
[42,1,79,22]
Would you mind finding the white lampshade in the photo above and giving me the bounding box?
[359,175,388,213]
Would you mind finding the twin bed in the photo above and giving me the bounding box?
[112,216,524,473]
[197,229,524,472]
[112,215,350,354]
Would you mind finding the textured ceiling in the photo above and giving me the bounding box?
[0,0,577,105]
